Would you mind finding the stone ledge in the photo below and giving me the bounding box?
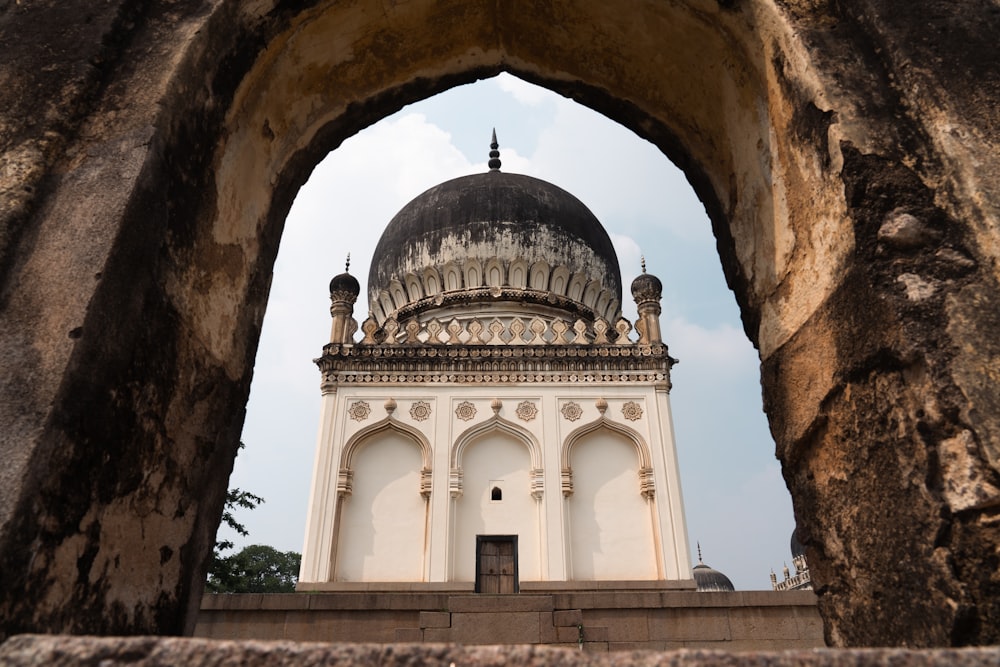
[3,636,1000,665]
[521,579,696,591]
[296,582,474,592]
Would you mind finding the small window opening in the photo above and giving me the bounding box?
[491,486,503,501]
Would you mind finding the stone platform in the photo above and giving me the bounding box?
[195,589,823,651]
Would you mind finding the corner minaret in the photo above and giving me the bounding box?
[328,254,360,344]
[631,256,664,344]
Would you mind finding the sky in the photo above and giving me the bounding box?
[229,73,797,591]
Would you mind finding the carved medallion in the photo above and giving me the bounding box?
[516,400,538,421]
[561,401,583,422]
[410,400,431,422]
[348,400,371,421]
[455,401,477,421]
[622,401,643,421]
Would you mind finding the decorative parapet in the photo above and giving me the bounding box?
[773,570,812,591]
[359,315,639,347]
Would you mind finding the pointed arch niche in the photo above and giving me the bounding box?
[449,416,543,583]
[562,417,660,581]
[333,418,431,582]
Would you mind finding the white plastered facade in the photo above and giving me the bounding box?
[300,375,691,586]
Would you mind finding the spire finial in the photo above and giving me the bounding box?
[488,128,501,171]
[641,255,647,273]
[345,253,351,273]
[697,541,703,564]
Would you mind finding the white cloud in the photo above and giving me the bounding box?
[664,316,758,371]
[495,72,552,106]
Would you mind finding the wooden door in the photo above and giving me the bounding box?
[476,536,518,593]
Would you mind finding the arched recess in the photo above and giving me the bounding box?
[450,415,543,582]
[562,416,659,580]
[451,414,543,494]
[333,417,432,582]
[341,417,433,473]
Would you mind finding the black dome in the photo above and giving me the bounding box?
[329,271,360,299]
[367,170,622,319]
[692,562,736,592]
[791,528,806,559]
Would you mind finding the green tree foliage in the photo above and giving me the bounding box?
[208,544,302,593]
[206,442,301,593]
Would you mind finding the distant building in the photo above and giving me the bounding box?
[771,529,812,591]
[692,543,735,592]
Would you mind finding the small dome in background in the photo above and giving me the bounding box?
[692,543,735,592]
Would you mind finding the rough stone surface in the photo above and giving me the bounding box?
[0,0,998,649]
[2,635,1000,666]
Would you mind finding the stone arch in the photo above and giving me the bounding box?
[508,259,529,289]
[341,417,432,474]
[388,280,408,311]
[442,261,463,292]
[422,267,442,296]
[561,416,653,475]
[484,258,505,287]
[529,261,551,291]
[451,415,542,473]
[462,259,483,289]
[404,273,424,301]
[567,272,588,302]
[450,414,544,582]
[562,416,659,580]
[334,417,431,583]
[3,0,998,646]
[581,279,602,310]
[550,266,572,297]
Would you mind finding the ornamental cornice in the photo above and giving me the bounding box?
[315,343,674,388]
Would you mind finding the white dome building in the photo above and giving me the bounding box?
[298,135,693,592]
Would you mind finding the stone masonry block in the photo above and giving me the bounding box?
[729,607,800,641]
[648,608,731,642]
[553,609,583,627]
[419,611,451,628]
[448,595,554,613]
[449,611,540,644]
[394,628,423,642]
[585,609,650,642]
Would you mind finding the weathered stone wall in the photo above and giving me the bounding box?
[0,0,997,647]
[195,590,824,651]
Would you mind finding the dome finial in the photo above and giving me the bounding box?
[697,541,704,564]
[345,253,351,273]
[488,128,501,171]
[641,255,647,273]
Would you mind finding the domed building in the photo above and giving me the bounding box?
[692,544,736,592]
[298,135,693,591]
